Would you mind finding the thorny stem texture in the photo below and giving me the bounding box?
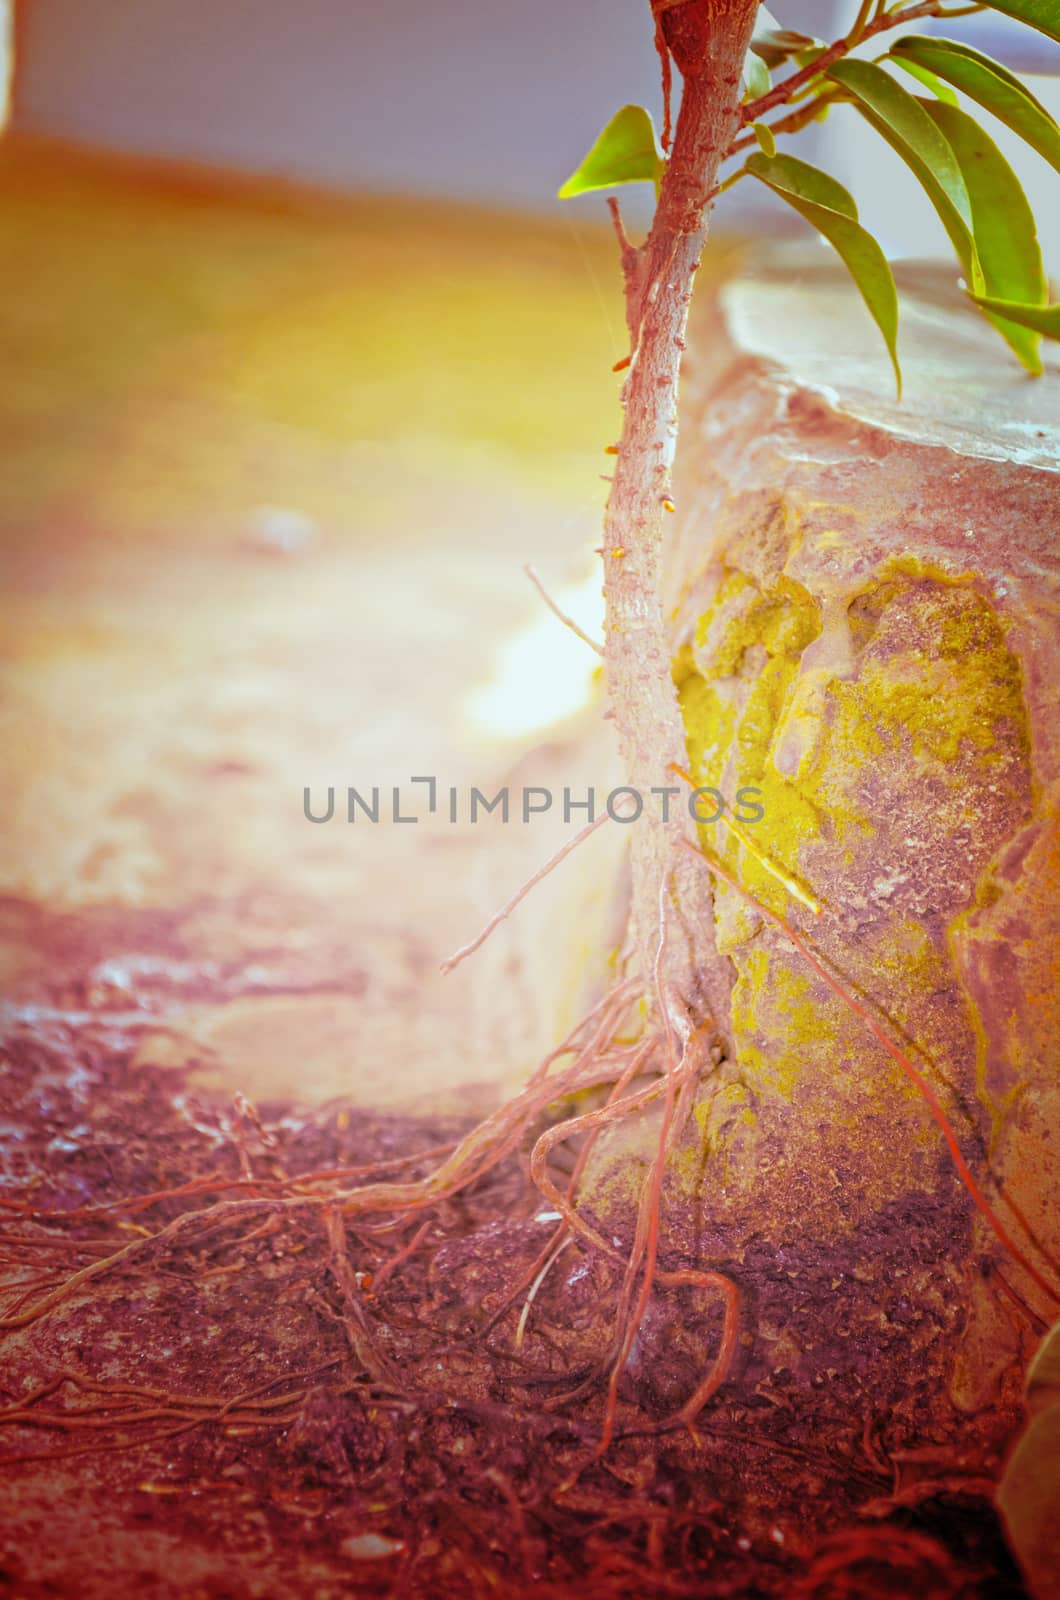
[603,0,758,1042]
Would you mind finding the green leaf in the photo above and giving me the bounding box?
[557,105,663,200]
[981,0,1060,46]
[749,5,820,68]
[921,98,1047,373]
[891,36,1060,175]
[742,50,771,102]
[753,122,777,157]
[888,55,960,106]
[747,149,858,217]
[826,60,980,287]
[746,152,901,394]
[969,293,1060,338]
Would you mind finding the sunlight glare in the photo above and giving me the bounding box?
[467,573,604,737]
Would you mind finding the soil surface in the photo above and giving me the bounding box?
[0,1008,1031,1599]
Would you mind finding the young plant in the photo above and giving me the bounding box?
[558,0,1058,1051]
[5,2,1059,1482]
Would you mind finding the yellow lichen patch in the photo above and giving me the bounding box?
[677,668,735,793]
[671,642,698,692]
[673,568,1032,1219]
[728,944,845,1100]
[860,917,965,1090]
[881,554,979,588]
[678,572,836,920]
[728,675,827,916]
[693,571,756,675]
[847,579,904,651]
[735,654,798,781]
[673,567,1013,1124]
[695,571,819,677]
[579,905,965,1234]
[869,915,947,990]
[837,583,1028,768]
[718,918,949,1218]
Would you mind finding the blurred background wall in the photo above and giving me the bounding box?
[7,0,842,219]
[7,0,1060,257]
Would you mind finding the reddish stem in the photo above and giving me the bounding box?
[603,0,758,1041]
[740,0,950,127]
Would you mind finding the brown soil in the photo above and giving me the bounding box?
[0,936,1030,1600]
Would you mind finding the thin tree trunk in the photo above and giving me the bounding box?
[604,0,759,1042]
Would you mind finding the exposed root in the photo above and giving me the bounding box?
[0,1144,460,1222]
[599,875,738,1449]
[439,810,619,975]
[4,827,1045,1482]
[0,1363,342,1468]
[458,1041,651,1352]
[514,1236,573,1352]
[0,956,744,1458]
[370,1217,434,1295]
[523,563,604,657]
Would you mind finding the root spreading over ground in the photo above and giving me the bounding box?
[1,843,1056,1595]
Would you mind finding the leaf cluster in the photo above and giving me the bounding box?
[558,1,1060,388]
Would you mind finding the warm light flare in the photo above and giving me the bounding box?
[467,572,603,737]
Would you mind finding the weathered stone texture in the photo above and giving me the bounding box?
[650,251,1057,1406]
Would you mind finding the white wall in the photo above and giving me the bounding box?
[10,0,839,217]
[11,1,1055,267]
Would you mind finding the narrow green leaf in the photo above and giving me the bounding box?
[746,152,901,395]
[557,105,663,200]
[747,150,858,216]
[980,0,1060,46]
[968,293,1060,339]
[888,55,960,105]
[826,60,980,288]
[892,37,1060,175]
[921,98,1047,373]
[892,34,1052,108]
[753,122,777,157]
